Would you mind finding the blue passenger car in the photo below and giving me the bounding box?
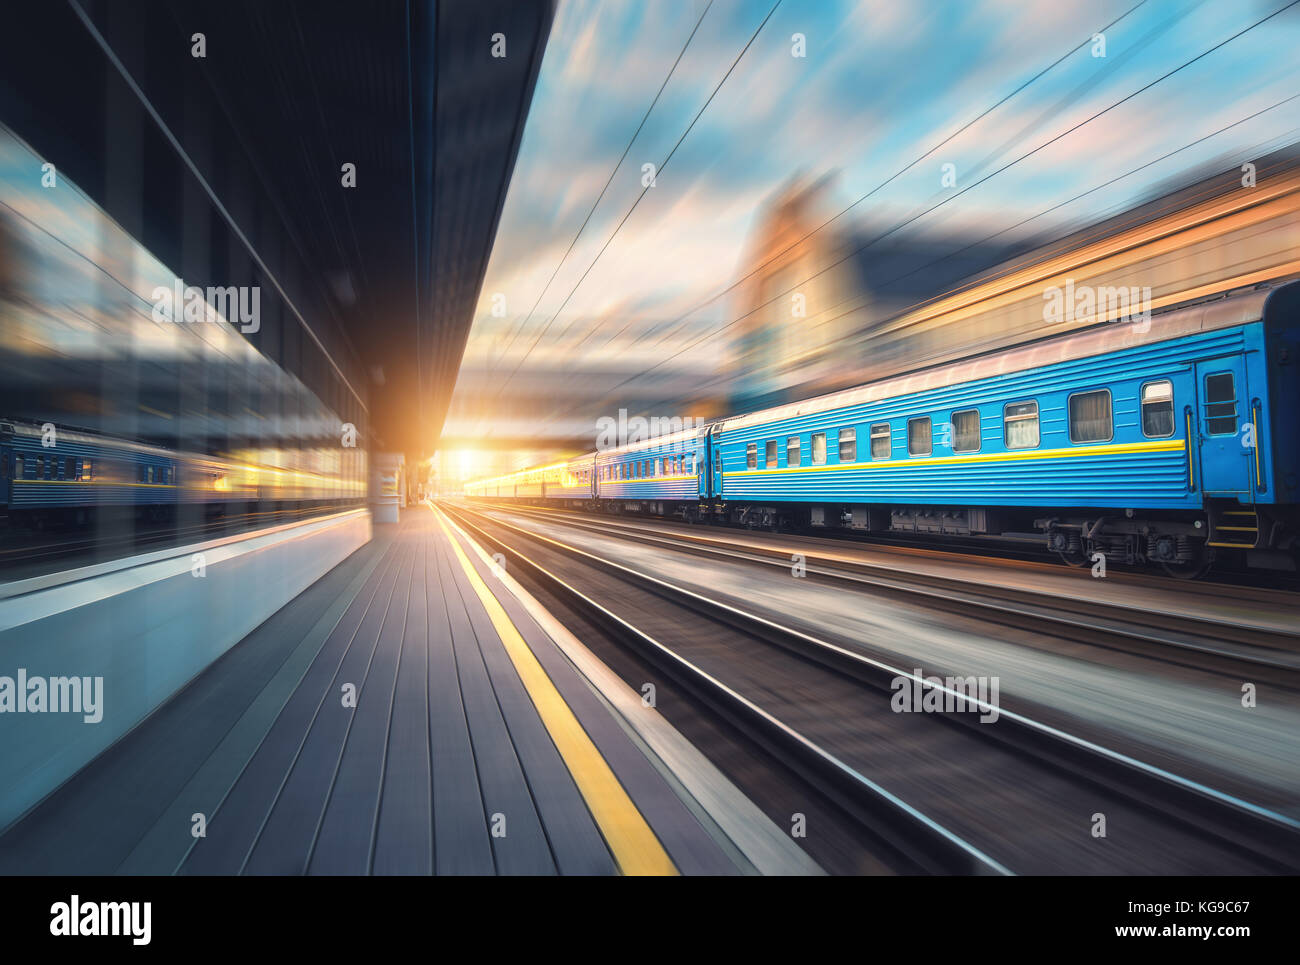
[0,420,362,526]
[467,281,1300,574]
[0,422,178,524]
[591,424,708,512]
[704,283,1297,573]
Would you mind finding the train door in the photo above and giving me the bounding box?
[705,426,723,499]
[1193,356,1252,496]
[0,445,9,504]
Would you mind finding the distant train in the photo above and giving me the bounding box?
[0,421,364,528]
[467,281,1300,577]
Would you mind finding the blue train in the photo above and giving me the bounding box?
[466,281,1300,576]
[1,421,366,528]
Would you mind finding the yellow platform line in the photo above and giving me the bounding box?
[431,504,677,876]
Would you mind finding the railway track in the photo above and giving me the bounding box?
[441,500,1300,875]
[487,500,1300,591]
[476,502,1300,687]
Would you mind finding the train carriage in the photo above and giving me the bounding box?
[592,424,708,512]
[467,280,1300,576]
[705,282,1297,573]
[0,420,363,526]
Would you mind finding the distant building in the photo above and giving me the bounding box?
[729,175,1019,412]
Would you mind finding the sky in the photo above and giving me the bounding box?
[446,0,1300,447]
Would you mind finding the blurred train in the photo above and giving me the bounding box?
[0,121,367,537]
[0,420,364,528]
[466,279,1300,576]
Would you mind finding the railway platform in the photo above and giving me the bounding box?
[0,506,816,876]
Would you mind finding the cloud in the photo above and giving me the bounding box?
[456,0,1300,424]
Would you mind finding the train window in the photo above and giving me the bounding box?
[1004,401,1039,449]
[35,455,44,478]
[951,409,981,453]
[14,454,23,478]
[1141,381,1174,437]
[1068,389,1112,443]
[870,422,890,459]
[811,432,827,466]
[746,442,757,470]
[1204,372,1238,435]
[838,427,856,462]
[765,440,777,467]
[84,459,92,479]
[908,417,932,456]
[786,436,801,468]
[64,457,75,478]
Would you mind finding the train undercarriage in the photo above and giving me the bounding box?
[466,495,1299,578]
[687,498,1298,577]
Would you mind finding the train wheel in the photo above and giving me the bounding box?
[1160,555,1212,580]
[1158,541,1212,579]
[1046,527,1086,567]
